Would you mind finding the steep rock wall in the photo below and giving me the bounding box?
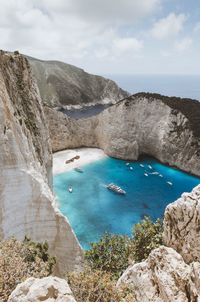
[46,94,200,177]
[117,246,200,302]
[0,52,83,275]
[163,185,200,263]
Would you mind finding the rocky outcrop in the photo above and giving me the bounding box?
[117,246,200,302]
[8,276,76,302]
[27,55,128,107]
[46,93,200,177]
[0,51,83,275]
[163,185,200,264]
[117,185,200,301]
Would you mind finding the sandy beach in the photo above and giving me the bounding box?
[53,148,107,175]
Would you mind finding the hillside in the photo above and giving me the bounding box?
[27,55,129,107]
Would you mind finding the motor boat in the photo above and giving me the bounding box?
[167,181,173,186]
[144,173,148,177]
[140,164,144,167]
[68,186,73,193]
[130,167,133,170]
[106,183,126,195]
[74,167,83,173]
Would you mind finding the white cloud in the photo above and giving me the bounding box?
[40,0,160,25]
[0,0,198,75]
[0,0,158,65]
[113,37,143,54]
[94,31,143,60]
[174,37,192,52]
[151,13,186,40]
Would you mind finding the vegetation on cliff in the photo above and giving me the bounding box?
[85,217,163,278]
[67,217,163,301]
[0,237,56,302]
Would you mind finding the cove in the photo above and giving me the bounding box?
[53,156,200,250]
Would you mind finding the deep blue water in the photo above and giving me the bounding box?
[53,156,200,249]
[105,74,200,101]
[59,104,110,119]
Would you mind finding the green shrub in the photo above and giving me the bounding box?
[85,234,131,279]
[0,237,56,302]
[131,216,163,262]
[85,217,163,278]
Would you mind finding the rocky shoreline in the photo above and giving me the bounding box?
[46,93,200,177]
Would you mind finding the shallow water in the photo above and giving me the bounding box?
[53,156,200,249]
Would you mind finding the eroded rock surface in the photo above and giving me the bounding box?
[117,246,200,302]
[8,276,76,302]
[0,51,83,275]
[163,185,200,263]
[46,93,200,176]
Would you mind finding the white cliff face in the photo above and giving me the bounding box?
[0,52,83,275]
[46,94,200,177]
[163,185,200,264]
[8,276,77,302]
[117,246,200,302]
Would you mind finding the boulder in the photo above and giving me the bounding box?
[8,277,76,302]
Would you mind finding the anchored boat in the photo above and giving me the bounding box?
[68,186,73,193]
[74,167,83,173]
[106,183,126,195]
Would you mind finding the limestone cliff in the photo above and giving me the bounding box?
[27,55,128,107]
[163,185,200,264]
[46,93,200,177]
[117,246,200,302]
[0,51,83,275]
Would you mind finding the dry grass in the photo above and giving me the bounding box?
[67,268,135,302]
[0,237,56,302]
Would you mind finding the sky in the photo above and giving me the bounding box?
[0,0,200,75]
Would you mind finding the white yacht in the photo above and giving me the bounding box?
[106,183,126,195]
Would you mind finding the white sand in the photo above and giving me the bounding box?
[53,148,107,175]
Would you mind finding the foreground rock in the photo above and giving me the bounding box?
[117,246,200,302]
[28,55,128,107]
[8,277,76,302]
[163,185,200,264]
[0,51,83,275]
[46,93,200,177]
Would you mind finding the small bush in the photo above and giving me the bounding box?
[0,237,56,302]
[67,268,135,302]
[85,234,131,279]
[131,216,163,262]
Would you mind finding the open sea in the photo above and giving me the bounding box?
[53,156,200,250]
[105,74,200,101]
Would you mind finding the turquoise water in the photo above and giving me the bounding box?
[53,156,200,249]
